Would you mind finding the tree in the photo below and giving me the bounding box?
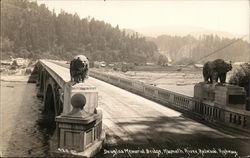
[229,63,250,110]
[157,54,168,66]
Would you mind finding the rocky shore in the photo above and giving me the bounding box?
[1,59,37,83]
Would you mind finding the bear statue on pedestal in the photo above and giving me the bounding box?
[203,59,232,84]
[70,55,89,84]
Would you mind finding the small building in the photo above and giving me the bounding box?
[10,58,30,68]
[0,60,12,65]
[233,62,246,66]
[100,61,106,67]
[194,64,203,68]
[93,61,106,68]
[146,62,155,66]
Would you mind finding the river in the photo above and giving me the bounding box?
[0,81,55,157]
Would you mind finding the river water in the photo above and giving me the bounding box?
[0,81,55,157]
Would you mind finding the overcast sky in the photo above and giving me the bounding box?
[37,0,249,35]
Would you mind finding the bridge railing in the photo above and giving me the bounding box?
[89,69,250,132]
[39,60,68,88]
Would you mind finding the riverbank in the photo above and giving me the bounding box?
[1,61,37,83]
[1,75,31,82]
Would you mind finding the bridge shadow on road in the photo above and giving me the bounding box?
[97,116,250,158]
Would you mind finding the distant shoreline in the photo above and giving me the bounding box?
[1,75,31,83]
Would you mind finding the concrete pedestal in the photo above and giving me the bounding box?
[194,82,246,110]
[55,82,104,157]
[215,84,246,110]
[194,82,215,101]
[56,111,103,149]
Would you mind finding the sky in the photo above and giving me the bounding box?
[37,0,249,36]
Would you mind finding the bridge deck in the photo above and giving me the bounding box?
[88,78,249,151]
[47,62,250,156]
[41,60,71,81]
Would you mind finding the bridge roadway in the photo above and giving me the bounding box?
[48,61,250,156]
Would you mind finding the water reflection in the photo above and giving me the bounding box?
[37,111,57,156]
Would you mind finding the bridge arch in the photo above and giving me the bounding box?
[44,77,62,117]
[43,81,58,139]
[44,84,56,116]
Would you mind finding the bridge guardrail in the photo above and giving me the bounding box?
[89,69,250,132]
[39,60,68,88]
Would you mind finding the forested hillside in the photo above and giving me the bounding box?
[1,0,158,63]
[2,0,248,64]
[152,35,249,63]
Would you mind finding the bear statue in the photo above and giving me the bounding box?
[203,59,232,84]
[70,55,89,84]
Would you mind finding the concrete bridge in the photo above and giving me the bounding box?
[36,60,250,157]
[36,60,104,157]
